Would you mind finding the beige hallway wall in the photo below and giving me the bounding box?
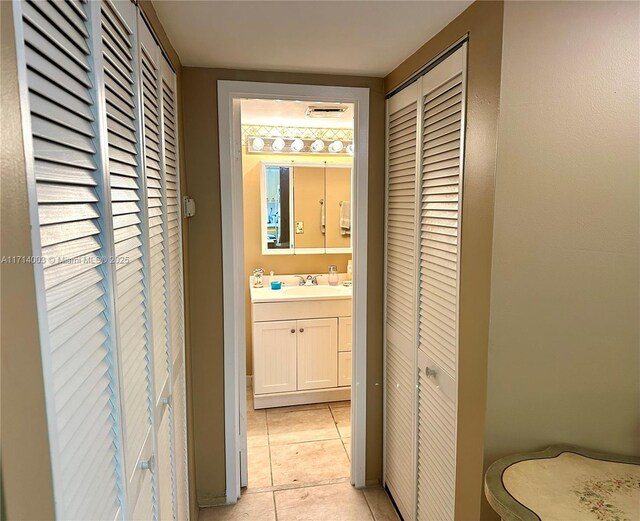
[182,68,385,505]
[483,1,640,519]
[242,151,352,375]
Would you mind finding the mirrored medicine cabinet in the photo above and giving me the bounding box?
[261,161,352,255]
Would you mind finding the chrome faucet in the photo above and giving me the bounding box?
[294,275,319,286]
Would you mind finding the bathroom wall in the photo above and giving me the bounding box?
[182,68,385,504]
[385,2,504,519]
[482,2,640,519]
[242,150,352,375]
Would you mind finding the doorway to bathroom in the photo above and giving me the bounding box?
[218,81,370,503]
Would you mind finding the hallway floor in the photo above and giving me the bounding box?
[199,389,399,521]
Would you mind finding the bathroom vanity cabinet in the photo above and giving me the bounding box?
[250,286,352,409]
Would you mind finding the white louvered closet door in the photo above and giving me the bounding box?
[99,0,157,515]
[161,56,190,521]
[138,15,174,521]
[16,1,189,519]
[383,82,419,521]
[416,44,467,521]
[15,1,124,519]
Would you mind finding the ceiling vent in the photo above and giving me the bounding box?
[305,104,347,118]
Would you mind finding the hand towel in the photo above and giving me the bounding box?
[340,201,351,235]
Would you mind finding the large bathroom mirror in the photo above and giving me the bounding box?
[261,165,294,253]
[260,162,352,254]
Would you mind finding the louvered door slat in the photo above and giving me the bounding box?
[99,8,155,515]
[384,84,419,521]
[161,64,184,370]
[140,44,169,405]
[415,44,466,521]
[16,1,123,518]
[419,73,463,379]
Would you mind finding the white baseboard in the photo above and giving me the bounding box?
[253,387,350,409]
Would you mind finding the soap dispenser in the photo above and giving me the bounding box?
[253,268,264,288]
[328,265,338,286]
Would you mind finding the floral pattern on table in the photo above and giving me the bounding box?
[573,475,640,521]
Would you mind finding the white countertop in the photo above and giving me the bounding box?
[250,275,353,303]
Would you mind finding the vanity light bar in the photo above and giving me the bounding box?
[246,136,354,155]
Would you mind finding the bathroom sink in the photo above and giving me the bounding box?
[281,285,350,296]
[250,282,352,303]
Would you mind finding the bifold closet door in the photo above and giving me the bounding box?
[160,41,190,521]
[383,43,467,521]
[14,0,125,518]
[416,45,466,521]
[14,1,189,518]
[100,1,157,517]
[383,82,419,521]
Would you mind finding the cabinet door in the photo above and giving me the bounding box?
[254,321,297,394]
[338,352,352,387]
[338,317,353,352]
[297,318,338,390]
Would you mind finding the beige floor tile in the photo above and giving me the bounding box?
[199,491,275,521]
[342,437,351,461]
[248,410,269,448]
[363,486,400,521]
[275,482,373,521]
[329,400,351,409]
[331,405,351,438]
[265,402,329,414]
[270,439,350,486]
[247,445,272,489]
[267,408,339,445]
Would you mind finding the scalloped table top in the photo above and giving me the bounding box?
[485,445,640,521]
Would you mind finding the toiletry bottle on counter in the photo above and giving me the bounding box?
[347,259,353,281]
[328,265,338,286]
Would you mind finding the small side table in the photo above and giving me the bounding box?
[484,445,640,521]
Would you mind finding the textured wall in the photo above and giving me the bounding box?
[1,2,56,518]
[483,1,640,519]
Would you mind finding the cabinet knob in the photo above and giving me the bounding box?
[299,328,305,333]
[290,329,295,334]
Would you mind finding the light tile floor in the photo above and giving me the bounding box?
[200,391,400,521]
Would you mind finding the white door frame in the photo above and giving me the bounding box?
[218,80,369,503]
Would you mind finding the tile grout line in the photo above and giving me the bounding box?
[329,404,352,461]
[272,490,278,521]
[265,397,275,490]
[362,490,378,521]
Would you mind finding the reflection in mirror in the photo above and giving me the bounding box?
[264,165,292,251]
[261,161,352,255]
[293,165,326,251]
[325,166,352,251]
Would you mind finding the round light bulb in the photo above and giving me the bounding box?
[252,137,265,151]
[346,143,354,155]
[272,137,285,152]
[291,138,304,152]
[329,140,344,153]
[310,139,325,152]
